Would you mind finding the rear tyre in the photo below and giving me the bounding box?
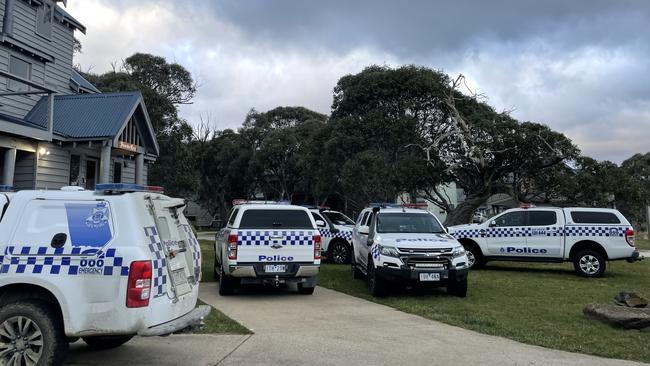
[351,250,364,280]
[82,335,133,349]
[463,244,485,269]
[218,265,236,296]
[297,283,316,295]
[447,279,468,298]
[573,249,606,277]
[367,259,387,297]
[328,241,351,264]
[0,300,67,366]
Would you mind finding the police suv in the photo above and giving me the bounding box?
[0,184,209,365]
[214,201,321,295]
[308,208,354,264]
[448,206,642,277]
[351,204,470,297]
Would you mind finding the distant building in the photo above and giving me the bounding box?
[397,183,459,223]
[0,0,158,190]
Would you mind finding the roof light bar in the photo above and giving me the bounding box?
[368,203,400,208]
[519,203,536,209]
[0,185,13,192]
[232,199,291,206]
[96,183,146,192]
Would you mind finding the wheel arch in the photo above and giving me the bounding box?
[457,238,483,256]
[569,240,608,261]
[0,282,67,332]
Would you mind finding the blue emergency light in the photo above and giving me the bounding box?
[0,185,13,192]
[368,202,400,208]
[96,183,145,192]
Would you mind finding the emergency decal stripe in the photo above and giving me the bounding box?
[371,245,380,260]
[0,247,128,276]
[451,226,630,239]
[181,224,202,281]
[318,229,352,241]
[144,226,167,298]
[238,231,315,246]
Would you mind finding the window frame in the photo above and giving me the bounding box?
[7,55,32,92]
[35,1,54,40]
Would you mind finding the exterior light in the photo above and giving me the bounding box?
[38,147,50,156]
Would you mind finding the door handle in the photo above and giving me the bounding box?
[50,233,67,248]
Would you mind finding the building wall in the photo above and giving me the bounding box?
[0,0,75,118]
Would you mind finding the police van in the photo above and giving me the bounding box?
[351,204,470,297]
[308,208,354,264]
[214,201,321,295]
[448,206,643,277]
[0,184,209,365]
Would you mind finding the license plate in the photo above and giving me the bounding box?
[171,269,188,285]
[419,273,440,281]
[265,265,286,273]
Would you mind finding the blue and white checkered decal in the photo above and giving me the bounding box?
[144,226,167,298]
[0,246,128,276]
[181,224,202,281]
[371,245,380,260]
[238,231,315,246]
[319,229,352,241]
[452,226,629,239]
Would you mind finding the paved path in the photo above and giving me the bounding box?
[200,283,648,366]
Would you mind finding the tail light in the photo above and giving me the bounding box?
[313,234,322,260]
[625,229,635,247]
[227,234,238,260]
[126,260,152,308]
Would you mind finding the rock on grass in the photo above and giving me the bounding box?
[584,304,650,330]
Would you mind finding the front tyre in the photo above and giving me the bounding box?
[328,241,351,264]
[463,245,485,269]
[82,335,133,349]
[573,249,606,277]
[351,249,364,280]
[0,300,67,366]
[367,259,387,297]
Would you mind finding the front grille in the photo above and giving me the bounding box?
[397,247,453,255]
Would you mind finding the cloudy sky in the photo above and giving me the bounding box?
[67,0,650,163]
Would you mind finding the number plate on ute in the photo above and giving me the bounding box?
[265,265,286,273]
[419,273,440,281]
[171,269,188,285]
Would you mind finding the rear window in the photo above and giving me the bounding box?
[570,211,620,224]
[528,211,557,226]
[239,209,313,229]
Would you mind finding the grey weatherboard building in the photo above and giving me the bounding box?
[0,0,159,191]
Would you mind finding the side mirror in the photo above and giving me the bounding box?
[367,238,374,246]
[489,220,497,227]
[358,226,369,235]
[315,220,326,228]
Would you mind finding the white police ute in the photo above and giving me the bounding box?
[0,184,209,365]
[351,204,470,297]
[308,208,354,264]
[214,201,321,295]
[448,206,643,277]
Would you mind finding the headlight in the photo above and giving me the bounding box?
[452,246,466,258]
[379,245,400,257]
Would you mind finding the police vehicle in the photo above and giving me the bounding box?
[448,206,643,277]
[214,201,321,295]
[351,204,470,297]
[0,184,209,365]
[308,208,354,264]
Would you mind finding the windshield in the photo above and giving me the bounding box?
[323,211,355,226]
[377,213,444,234]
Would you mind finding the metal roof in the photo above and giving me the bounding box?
[70,70,100,93]
[25,92,143,139]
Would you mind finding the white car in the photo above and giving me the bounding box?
[0,184,209,365]
[214,202,321,295]
[448,206,642,277]
[308,208,354,264]
[351,204,470,297]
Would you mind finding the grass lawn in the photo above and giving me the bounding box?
[319,261,650,363]
[192,240,251,335]
[637,237,650,250]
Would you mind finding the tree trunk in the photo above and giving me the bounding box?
[443,192,491,227]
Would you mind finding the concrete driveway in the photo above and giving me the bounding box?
[66,283,648,365]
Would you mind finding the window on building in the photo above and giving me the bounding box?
[69,155,80,186]
[113,162,122,183]
[7,56,32,91]
[36,1,54,38]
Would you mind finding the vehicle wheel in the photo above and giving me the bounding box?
[351,250,364,280]
[463,244,485,269]
[218,265,236,296]
[573,249,606,277]
[213,257,220,281]
[328,241,351,264]
[367,259,387,297]
[297,283,315,295]
[0,300,67,366]
[447,279,468,298]
[82,335,133,349]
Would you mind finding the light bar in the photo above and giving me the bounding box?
[145,186,165,193]
[232,199,291,206]
[0,185,13,192]
[520,203,536,209]
[368,203,400,208]
[96,183,145,192]
[402,203,428,209]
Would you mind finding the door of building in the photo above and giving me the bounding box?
[85,158,98,190]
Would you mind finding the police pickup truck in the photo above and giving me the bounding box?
[308,208,354,264]
[351,204,469,297]
[0,184,209,365]
[448,206,642,277]
[214,201,321,295]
